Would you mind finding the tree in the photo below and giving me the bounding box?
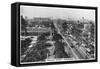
[52,32,63,41]
[62,22,69,32]
[90,23,94,38]
[54,40,69,58]
[21,38,32,55]
[77,23,84,29]
[21,16,28,36]
[71,25,83,37]
[21,39,51,62]
[37,32,50,41]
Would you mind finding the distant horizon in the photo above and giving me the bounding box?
[20,5,95,21]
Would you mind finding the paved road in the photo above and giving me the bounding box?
[53,21,78,59]
[53,21,89,59]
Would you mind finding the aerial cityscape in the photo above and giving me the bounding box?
[20,6,95,63]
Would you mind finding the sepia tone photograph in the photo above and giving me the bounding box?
[20,5,96,64]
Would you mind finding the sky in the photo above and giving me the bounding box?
[20,5,95,21]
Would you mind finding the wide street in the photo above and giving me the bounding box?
[53,20,89,60]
